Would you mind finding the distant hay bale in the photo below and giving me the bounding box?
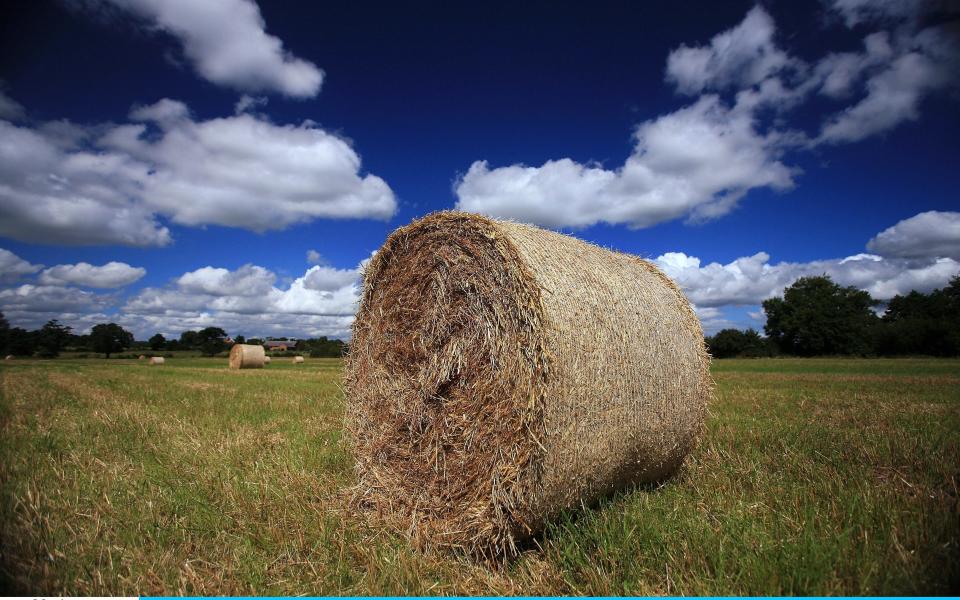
[148,357,165,365]
[293,356,305,364]
[4,355,12,361]
[229,344,265,369]
[263,356,271,364]
[138,355,145,360]
[345,211,712,557]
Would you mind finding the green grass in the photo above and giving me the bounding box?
[1,357,958,594]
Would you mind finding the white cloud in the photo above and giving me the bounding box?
[0,98,396,246]
[177,264,276,297]
[306,249,323,264]
[0,284,114,314]
[119,260,365,339]
[455,95,794,228]
[102,0,323,97]
[0,248,43,282]
[656,250,959,308]
[455,5,958,230]
[235,94,268,115]
[867,211,960,260]
[39,261,145,288]
[665,6,795,95]
[817,40,956,144]
[0,89,25,121]
[829,0,933,27]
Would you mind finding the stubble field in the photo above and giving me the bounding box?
[1,357,957,595]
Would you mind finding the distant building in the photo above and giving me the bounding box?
[264,340,297,351]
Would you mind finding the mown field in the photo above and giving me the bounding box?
[1,357,957,595]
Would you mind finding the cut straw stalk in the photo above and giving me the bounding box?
[345,211,712,558]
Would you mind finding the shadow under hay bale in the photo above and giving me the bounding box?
[345,211,712,558]
[229,344,265,369]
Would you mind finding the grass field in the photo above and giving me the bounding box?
[1,357,958,595]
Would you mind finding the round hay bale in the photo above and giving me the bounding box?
[263,356,271,365]
[4,355,13,361]
[148,356,165,366]
[293,356,305,364]
[138,355,145,360]
[229,344,265,369]
[345,211,711,557]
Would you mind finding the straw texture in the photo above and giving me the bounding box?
[345,211,711,557]
[229,344,265,369]
[148,357,165,365]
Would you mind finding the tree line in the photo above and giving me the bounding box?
[0,317,347,359]
[706,275,960,358]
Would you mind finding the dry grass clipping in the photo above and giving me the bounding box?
[345,211,712,558]
[229,344,265,369]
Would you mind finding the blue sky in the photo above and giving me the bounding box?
[0,0,958,339]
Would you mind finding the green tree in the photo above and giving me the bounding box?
[197,326,228,356]
[8,327,36,356]
[37,319,72,358]
[706,328,771,358]
[0,311,9,355]
[149,333,166,351]
[875,276,960,356]
[89,323,134,358]
[235,334,246,344]
[179,330,199,348]
[763,276,878,356]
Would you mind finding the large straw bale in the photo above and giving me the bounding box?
[229,344,265,369]
[345,211,712,557]
[148,357,165,365]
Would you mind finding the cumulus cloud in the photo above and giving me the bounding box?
[119,260,365,339]
[306,249,323,265]
[665,6,795,95]
[456,95,795,228]
[455,4,959,229]
[0,98,396,246]
[656,250,959,308]
[39,261,145,288]
[0,89,25,121]
[0,248,43,282]
[100,0,323,97]
[0,284,114,314]
[867,211,960,259]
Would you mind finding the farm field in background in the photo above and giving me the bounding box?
[1,357,957,595]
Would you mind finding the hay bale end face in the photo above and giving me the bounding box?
[293,356,305,364]
[229,344,265,369]
[345,211,712,557]
[148,357,165,365]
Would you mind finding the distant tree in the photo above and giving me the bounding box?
[36,319,72,358]
[179,330,199,349]
[874,276,960,356]
[0,311,8,355]
[197,326,228,356]
[764,276,878,356]
[247,337,262,346]
[706,328,771,358]
[89,323,134,358]
[149,333,166,351]
[234,334,245,344]
[7,327,36,356]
